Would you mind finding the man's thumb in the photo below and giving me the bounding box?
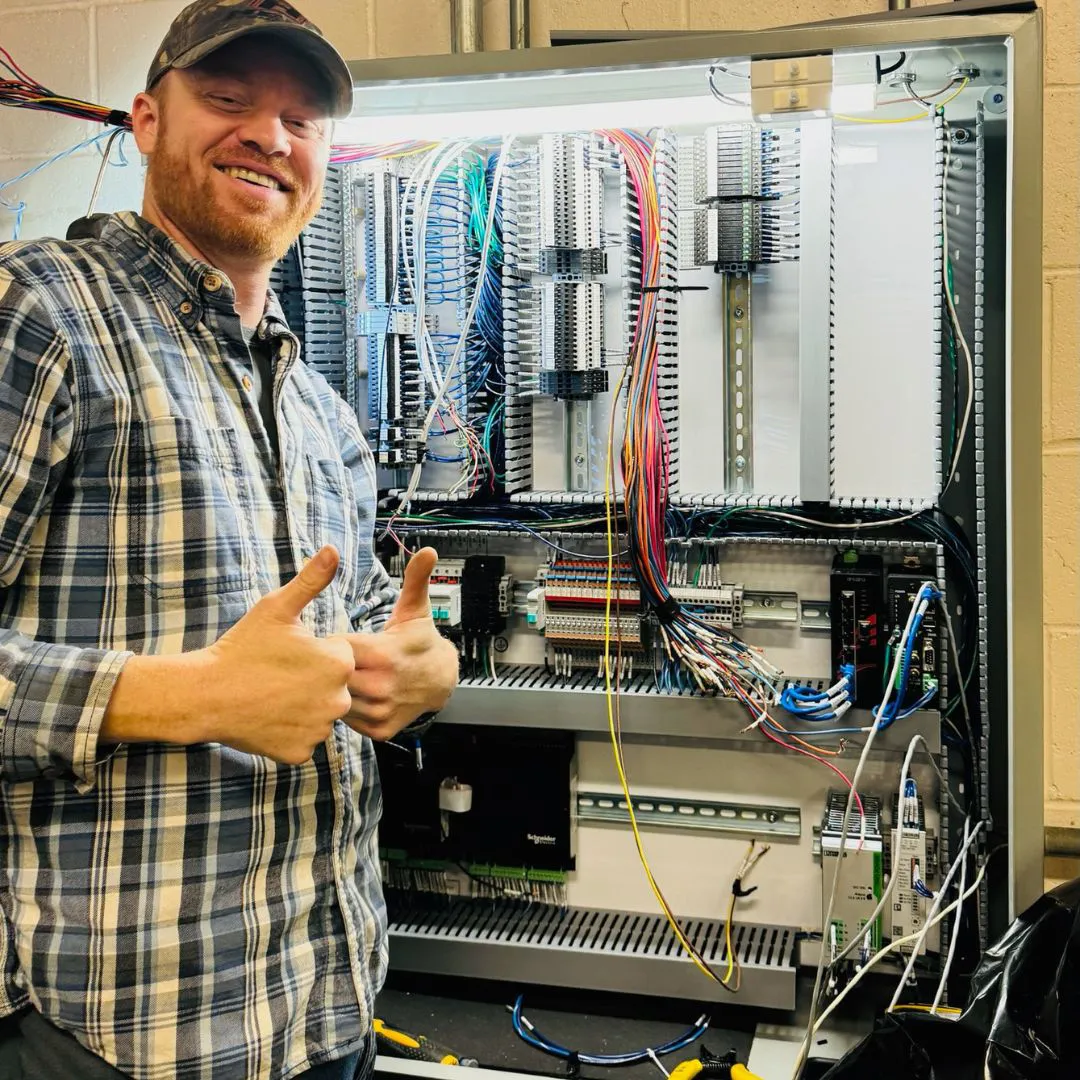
[265,545,340,621]
[387,547,438,627]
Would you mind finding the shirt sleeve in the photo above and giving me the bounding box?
[0,268,132,792]
[333,394,398,633]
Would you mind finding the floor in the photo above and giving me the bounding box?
[376,972,756,1080]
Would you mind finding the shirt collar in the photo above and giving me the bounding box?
[95,212,293,338]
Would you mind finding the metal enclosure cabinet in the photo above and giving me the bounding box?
[280,4,1042,1016]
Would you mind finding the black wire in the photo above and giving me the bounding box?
[293,236,306,292]
[876,51,907,82]
[457,861,530,897]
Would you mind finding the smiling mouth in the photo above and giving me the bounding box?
[215,165,285,191]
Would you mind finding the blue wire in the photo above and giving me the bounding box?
[0,197,25,242]
[1,127,125,241]
[510,996,707,1065]
[876,585,940,729]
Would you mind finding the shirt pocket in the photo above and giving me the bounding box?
[126,416,256,600]
[305,454,366,610]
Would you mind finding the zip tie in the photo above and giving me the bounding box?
[646,1048,669,1076]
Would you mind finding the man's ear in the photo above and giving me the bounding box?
[130,89,162,156]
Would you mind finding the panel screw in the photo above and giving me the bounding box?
[734,306,745,319]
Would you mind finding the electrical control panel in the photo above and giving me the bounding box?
[280,11,1043,1021]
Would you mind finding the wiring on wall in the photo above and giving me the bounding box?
[1,38,444,167]
[0,126,129,240]
[0,45,129,127]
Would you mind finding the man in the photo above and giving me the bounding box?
[0,0,459,1076]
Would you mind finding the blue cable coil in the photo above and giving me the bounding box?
[510,996,708,1066]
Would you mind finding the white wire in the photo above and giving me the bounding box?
[398,134,516,511]
[401,141,470,396]
[888,818,986,1011]
[940,122,975,496]
[810,853,989,1039]
[824,732,962,975]
[932,816,970,1013]
[793,586,934,1079]
[747,507,925,531]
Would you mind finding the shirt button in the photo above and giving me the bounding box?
[179,301,193,315]
[203,273,223,292]
[241,374,253,392]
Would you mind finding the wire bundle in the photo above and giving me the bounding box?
[330,141,436,164]
[511,996,708,1067]
[383,136,514,521]
[0,45,129,127]
[779,667,854,722]
[603,129,781,713]
[464,153,507,485]
[874,583,940,728]
[1,126,129,241]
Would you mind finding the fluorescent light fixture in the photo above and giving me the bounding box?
[337,94,746,143]
[337,66,878,144]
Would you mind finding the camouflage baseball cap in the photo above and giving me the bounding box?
[146,0,353,118]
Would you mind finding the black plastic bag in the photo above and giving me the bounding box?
[818,877,1080,1079]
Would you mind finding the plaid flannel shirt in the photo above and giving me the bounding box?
[0,212,396,1080]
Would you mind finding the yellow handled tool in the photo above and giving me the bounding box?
[669,1056,763,1080]
[373,1018,476,1067]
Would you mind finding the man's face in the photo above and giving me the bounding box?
[137,37,332,263]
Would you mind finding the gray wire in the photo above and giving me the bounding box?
[86,127,125,217]
[707,65,747,109]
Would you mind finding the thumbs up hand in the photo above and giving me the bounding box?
[386,546,439,629]
[336,547,459,742]
[199,545,356,764]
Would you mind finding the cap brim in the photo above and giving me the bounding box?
[169,25,353,118]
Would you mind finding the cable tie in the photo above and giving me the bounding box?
[646,1049,669,1077]
[732,878,757,899]
[641,285,710,294]
[654,597,681,625]
[565,1052,581,1079]
[104,109,131,128]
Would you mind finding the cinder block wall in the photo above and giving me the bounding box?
[1,0,1076,828]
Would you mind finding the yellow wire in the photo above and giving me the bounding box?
[892,1004,962,1017]
[599,164,741,987]
[602,325,728,987]
[723,892,738,986]
[836,78,968,124]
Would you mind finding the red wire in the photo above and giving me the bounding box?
[0,46,36,85]
[759,723,867,820]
